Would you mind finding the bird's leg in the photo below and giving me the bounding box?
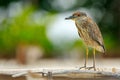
[93,48,96,71]
[87,48,96,71]
[79,47,88,70]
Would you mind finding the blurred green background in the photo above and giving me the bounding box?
[0,0,120,60]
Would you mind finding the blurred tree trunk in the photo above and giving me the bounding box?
[16,43,27,64]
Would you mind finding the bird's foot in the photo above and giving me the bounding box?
[79,66,87,70]
[86,66,96,71]
[79,66,96,71]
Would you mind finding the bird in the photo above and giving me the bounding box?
[65,11,105,71]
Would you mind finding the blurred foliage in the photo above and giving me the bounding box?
[0,0,120,57]
[0,0,119,38]
[0,5,55,57]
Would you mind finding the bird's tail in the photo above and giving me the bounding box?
[96,45,105,54]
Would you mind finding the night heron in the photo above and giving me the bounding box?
[65,11,105,71]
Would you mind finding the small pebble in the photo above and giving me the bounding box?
[112,68,116,73]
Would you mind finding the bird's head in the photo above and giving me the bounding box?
[65,11,87,21]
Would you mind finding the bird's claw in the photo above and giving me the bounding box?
[79,66,87,70]
[86,66,96,71]
[79,66,96,71]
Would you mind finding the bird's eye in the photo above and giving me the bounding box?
[77,14,80,16]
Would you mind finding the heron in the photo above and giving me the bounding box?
[65,11,105,71]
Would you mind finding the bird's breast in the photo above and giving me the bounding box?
[75,19,92,46]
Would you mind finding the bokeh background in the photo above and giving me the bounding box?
[0,0,120,64]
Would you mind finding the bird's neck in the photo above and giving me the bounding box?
[75,16,87,23]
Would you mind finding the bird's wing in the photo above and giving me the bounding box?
[78,31,81,37]
[80,17,104,49]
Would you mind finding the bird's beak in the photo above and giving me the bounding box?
[65,16,75,20]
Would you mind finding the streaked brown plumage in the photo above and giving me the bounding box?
[65,11,105,71]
